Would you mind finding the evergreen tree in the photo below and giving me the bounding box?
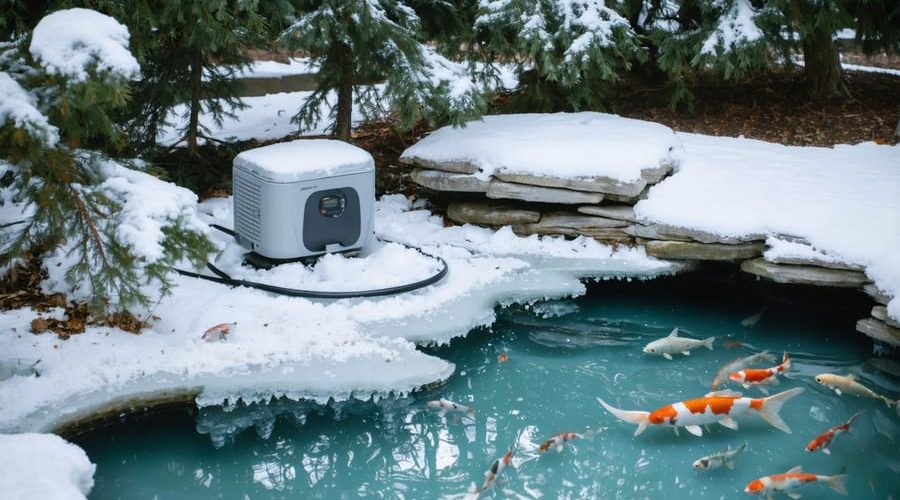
[472,0,642,111]
[1,8,212,316]
[80,0,285,154]
[282,0,486,141]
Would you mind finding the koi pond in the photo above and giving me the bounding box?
[74,271,900,499]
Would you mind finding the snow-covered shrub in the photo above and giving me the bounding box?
[0,9,213,316]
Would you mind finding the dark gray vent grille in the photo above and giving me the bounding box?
[233,171,261,244]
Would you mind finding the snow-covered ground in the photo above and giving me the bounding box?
[0,433,95,500]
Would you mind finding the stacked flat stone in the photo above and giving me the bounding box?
[400,113,677,246]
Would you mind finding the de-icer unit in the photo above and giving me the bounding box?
[232,139,375,260]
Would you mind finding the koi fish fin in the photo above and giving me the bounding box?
[736,441,748,454]
[823,447,831,455]
[847,410,864,427]
[673,426,680,436]
[437,410,447,418]
[718,417,739,431]
[845,374,857,381]
[682,350,691,356]
[834,388,842,396]
[685,425,703,437]
[826,474,848,495]
[668,328,679,338]
[555,444,564,453]
[782,352,791,369]
[758,386,770,396]
[597,398,650,436]
[786,493,801,499]
[663,353,673,360]
[758,387,805,433]
[759,350,777,363]
[770,376,780,386]
[786,465,803,474]
[882,396,895,408]
[703,337,715,350]
[725,460,735,470]
[742,383,751,390]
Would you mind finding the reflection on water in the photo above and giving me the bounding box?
[76,274,899,499]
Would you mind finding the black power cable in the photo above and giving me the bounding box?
[174,225,448,299]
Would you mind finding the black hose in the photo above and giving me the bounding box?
[174,226,448,299]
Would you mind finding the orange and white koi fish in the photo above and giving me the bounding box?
[711,351,777,390]
[478,449,513,491]
[729,353,791,394]
[426,398,475,417]
[815,373,898,409]
[643,328,715,360]
[539,432,583,453]
[598,387,804,437]
[201,322,236,341]
[806,411,863,455]
[745,465,847,498]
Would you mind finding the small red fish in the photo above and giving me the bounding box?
[722,339,744,350]
[498,353,509,364]
[201,322,236,342]
[806,411,863,455]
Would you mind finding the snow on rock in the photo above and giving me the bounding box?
[635,133,900,320]
[700,0,763,55]
[401,113,680,182]
[231,57,319,79]
[29,8,140,82]
[0,433,95,500]
[0,72,59,146]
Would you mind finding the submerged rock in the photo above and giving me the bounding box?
[740,258,869,288]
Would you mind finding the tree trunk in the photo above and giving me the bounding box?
[187,49,203,153]
[334,44,354,142]
[802,28,848,99]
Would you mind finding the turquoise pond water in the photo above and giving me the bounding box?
[74,272,900,499]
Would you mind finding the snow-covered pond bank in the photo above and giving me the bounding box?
[0,195,681,436]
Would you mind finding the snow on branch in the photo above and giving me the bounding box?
[28,8,140,82]
[700,0,764,55]
[0,72,59,146]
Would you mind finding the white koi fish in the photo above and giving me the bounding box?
[598,387,804,437]
[201,322,236,341]
[711,351,777,390]
[730,353,791,394]
[426,398,475,417]
[692,441,747,470]
[745,465,847,498]
[643,328,715,360]
[815,373,898,408]
[538,432,583,453]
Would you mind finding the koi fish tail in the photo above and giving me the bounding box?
[880,396,896,409]
[597,398,650,436]
[846,410,864,427]
[825,474,848,495]
[781,352,791,371]
[735,440,748,455]
[757,387,804,433]
[703,337,716,350]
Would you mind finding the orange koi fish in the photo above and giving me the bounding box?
[598,387,804,437]
[806,411,863,455]
[729,352,791,394]
[539,432,583,453]
[711,351,777,390]
[201,322,236,341]
[745,465,847,498]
